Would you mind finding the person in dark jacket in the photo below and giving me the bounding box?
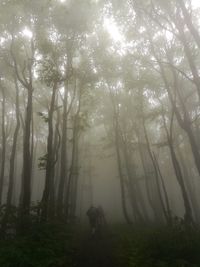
[86,206,99,235]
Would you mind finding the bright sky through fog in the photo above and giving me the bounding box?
[192,0,200,8]
[22,27,33,39]
[103,18,124,43]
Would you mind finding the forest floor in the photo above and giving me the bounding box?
[1,222,200,267]
[72,224,200,267]
[73,225,119,267]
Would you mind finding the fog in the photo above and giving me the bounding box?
[1,1,200,266]
[0,0,200,225]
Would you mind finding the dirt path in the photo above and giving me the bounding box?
[74,227,118,267]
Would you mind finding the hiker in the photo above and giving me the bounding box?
[97,205,106,226]
[86,206,99,235]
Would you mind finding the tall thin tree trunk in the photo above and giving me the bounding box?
[54,108,61,197]
[70,135,79,220]
[65,112,78,220]
[177,145,200,222]
[20,87,33,222]
[138,140,158,221]
[115,121,132,224]
[10,37,35,230]
[7,78,20,207]
[161,110,194,224]
[121,134,144,222]
[57,82,68,218]
[41,82,57,221]
[0,86,6,205]
[108,89,132,224]
[1,78,20,234]
[153,153,172,225]
[143,123,168,224]
[149,36,200,177]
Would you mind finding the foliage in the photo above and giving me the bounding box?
[37,112,49,123]
[0,221,76,267]
[38,154,48,170]
[38,58,62,87]
[114,224,200,267]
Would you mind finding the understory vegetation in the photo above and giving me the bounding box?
[0,213,200,267]
[0,220,75,267]
[115,224,200,267]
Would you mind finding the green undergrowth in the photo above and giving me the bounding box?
[0,222,76,267]
[1,221,200,267]
[113,224,200,267]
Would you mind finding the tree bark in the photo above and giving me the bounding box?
[20,87,33,220]
[153,153,172,225]
[0,86,6,205]
[57,82,68,218]
[41,81,57,221]
[109,90,132,224]
[161,109,194,224]
[7,77,20,207]
[143,123,168,224]
[121,133,144,222]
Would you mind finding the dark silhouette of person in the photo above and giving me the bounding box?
[97,205,106,226]
[86,206,99,235]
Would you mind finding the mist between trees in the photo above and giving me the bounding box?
[0,0,200,231]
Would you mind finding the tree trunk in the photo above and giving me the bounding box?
[1,78,20,234]
[70,133,79,220]
[150,38,200,177]
[161,110,194,224]
[41,82,57,221]
[177,145,200,222]
[57,82,68,218]
[143,123,168,224]
[108,89,132,224]
[7,77,20,207]
[114,121,132,224]
[121,133,144,222]
[153,153,172,225]
[0,86,6,205]
[138,140,158,221]
[20,87,33,221]
[65,111,79,220]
